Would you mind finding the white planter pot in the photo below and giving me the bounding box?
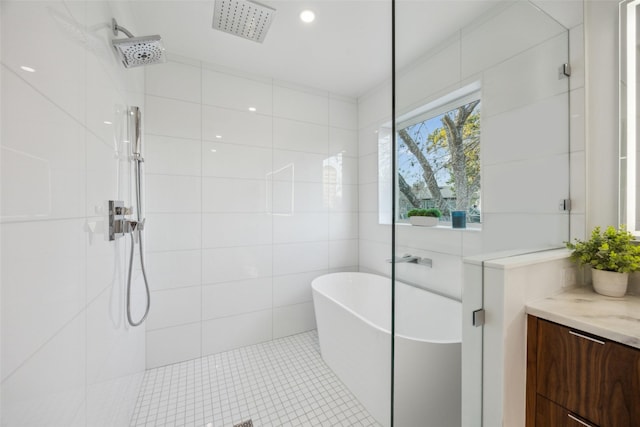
[591,268,629,298]
[409,216,438,227]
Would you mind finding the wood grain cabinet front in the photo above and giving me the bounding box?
[526,316,640,427]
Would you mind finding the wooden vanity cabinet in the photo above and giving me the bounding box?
[526,315,640,427]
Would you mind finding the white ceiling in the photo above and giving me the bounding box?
[130,0,504,98]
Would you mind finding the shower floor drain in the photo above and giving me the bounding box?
[233,421,253,427]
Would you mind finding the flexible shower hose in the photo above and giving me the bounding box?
[126,157,151,327]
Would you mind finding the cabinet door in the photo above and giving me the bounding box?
[536,395,599,427]
[600,341,640,427]
[536,320,604,425]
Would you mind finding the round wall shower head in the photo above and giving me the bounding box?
[111,18,166,68]
[112,35,166,68]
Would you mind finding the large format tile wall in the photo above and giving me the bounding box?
[358,1,586,300]
[1,1,146,426]
[143,57,359,368]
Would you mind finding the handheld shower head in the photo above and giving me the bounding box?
[130,106,142,158]
[111,18,166,68]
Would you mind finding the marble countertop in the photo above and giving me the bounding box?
[526,287,640,349]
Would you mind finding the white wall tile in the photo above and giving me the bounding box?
[202,105,272,147]
[396,38,461,112]
[145,95,201,140]
[86,290,145,385]
[531,0,584,30]
[145,175,201,213]
[202,68,273,114]
[145,135,202,176]
[482,93,568,166]
[273,271,322,307]
[202,277,272,320]
[147,287,202,330]
[461,1,565,78]
[1,71,86,221]
[358,239,391,277]
[570,151,586,214]
[146,250,202,291]
[329,127,358,158]
[396,225,463,256]
[273,85,328,125]
[359,212,390,244]
[1,314,86,427]
[273,181,326,213]
[273,303,316,338]
[86,133,122,217]
[273,118,328,154]
[483,154,569,214]
[273,241,329,276]
[359,152,379,185]
[329,240,359,269]
[329,97,358,130]
[358,124,383,157]
[569,24,585,91]
[1,2,86,122]
[146,323,202,368]
[273,150,327,183]
[273,213,329,244]
[203,141,272,179]
[482,32,569,118]
[327,184,358,212]
[202,213,272,248]
[482,213,569,252]
[202,246,273,284]
[358,81,392,129]
[1,220,86,380]
[394,249,463,300]
[86,217,123,302]
[201,310,272,355]
[146,60,201,103]
[202,177,268,213]
[330,212,359,240]
[359,182,379,213]
[145,213,202,251]
[570,88,586,152]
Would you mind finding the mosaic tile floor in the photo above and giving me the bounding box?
[130,331,380,427]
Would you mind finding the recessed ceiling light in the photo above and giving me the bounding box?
[210,149,217,153]
[248,107,257,112]
[103,121,113,125]
[20,66,35,73]
[300,10,315,23]
[215,135,222,139]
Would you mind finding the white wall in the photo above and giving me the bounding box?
[585,0,620,231]
[469,249,580,427]
[143,56,359,368]
[1,1,146,426]
[359,1,580,301]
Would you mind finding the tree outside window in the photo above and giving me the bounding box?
[397,99,481,223]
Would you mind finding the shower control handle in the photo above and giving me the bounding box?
[108,200,137,240]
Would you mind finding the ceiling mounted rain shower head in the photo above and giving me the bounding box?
[111,18,166,68]
[212,0,276,43]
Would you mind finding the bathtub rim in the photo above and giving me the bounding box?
[311,271,462,345]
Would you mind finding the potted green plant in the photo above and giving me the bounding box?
[565,225,640,297]
[407,208,442,227]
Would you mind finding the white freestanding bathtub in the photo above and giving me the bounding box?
[311,272,461,427]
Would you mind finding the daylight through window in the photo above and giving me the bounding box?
[397,97,481,224]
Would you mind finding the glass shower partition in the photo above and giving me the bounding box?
[391,1,571,425]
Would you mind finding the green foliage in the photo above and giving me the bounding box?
[407,208,442,218]
[565,226,640,273]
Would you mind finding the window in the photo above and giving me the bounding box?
[378,84,481,226]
